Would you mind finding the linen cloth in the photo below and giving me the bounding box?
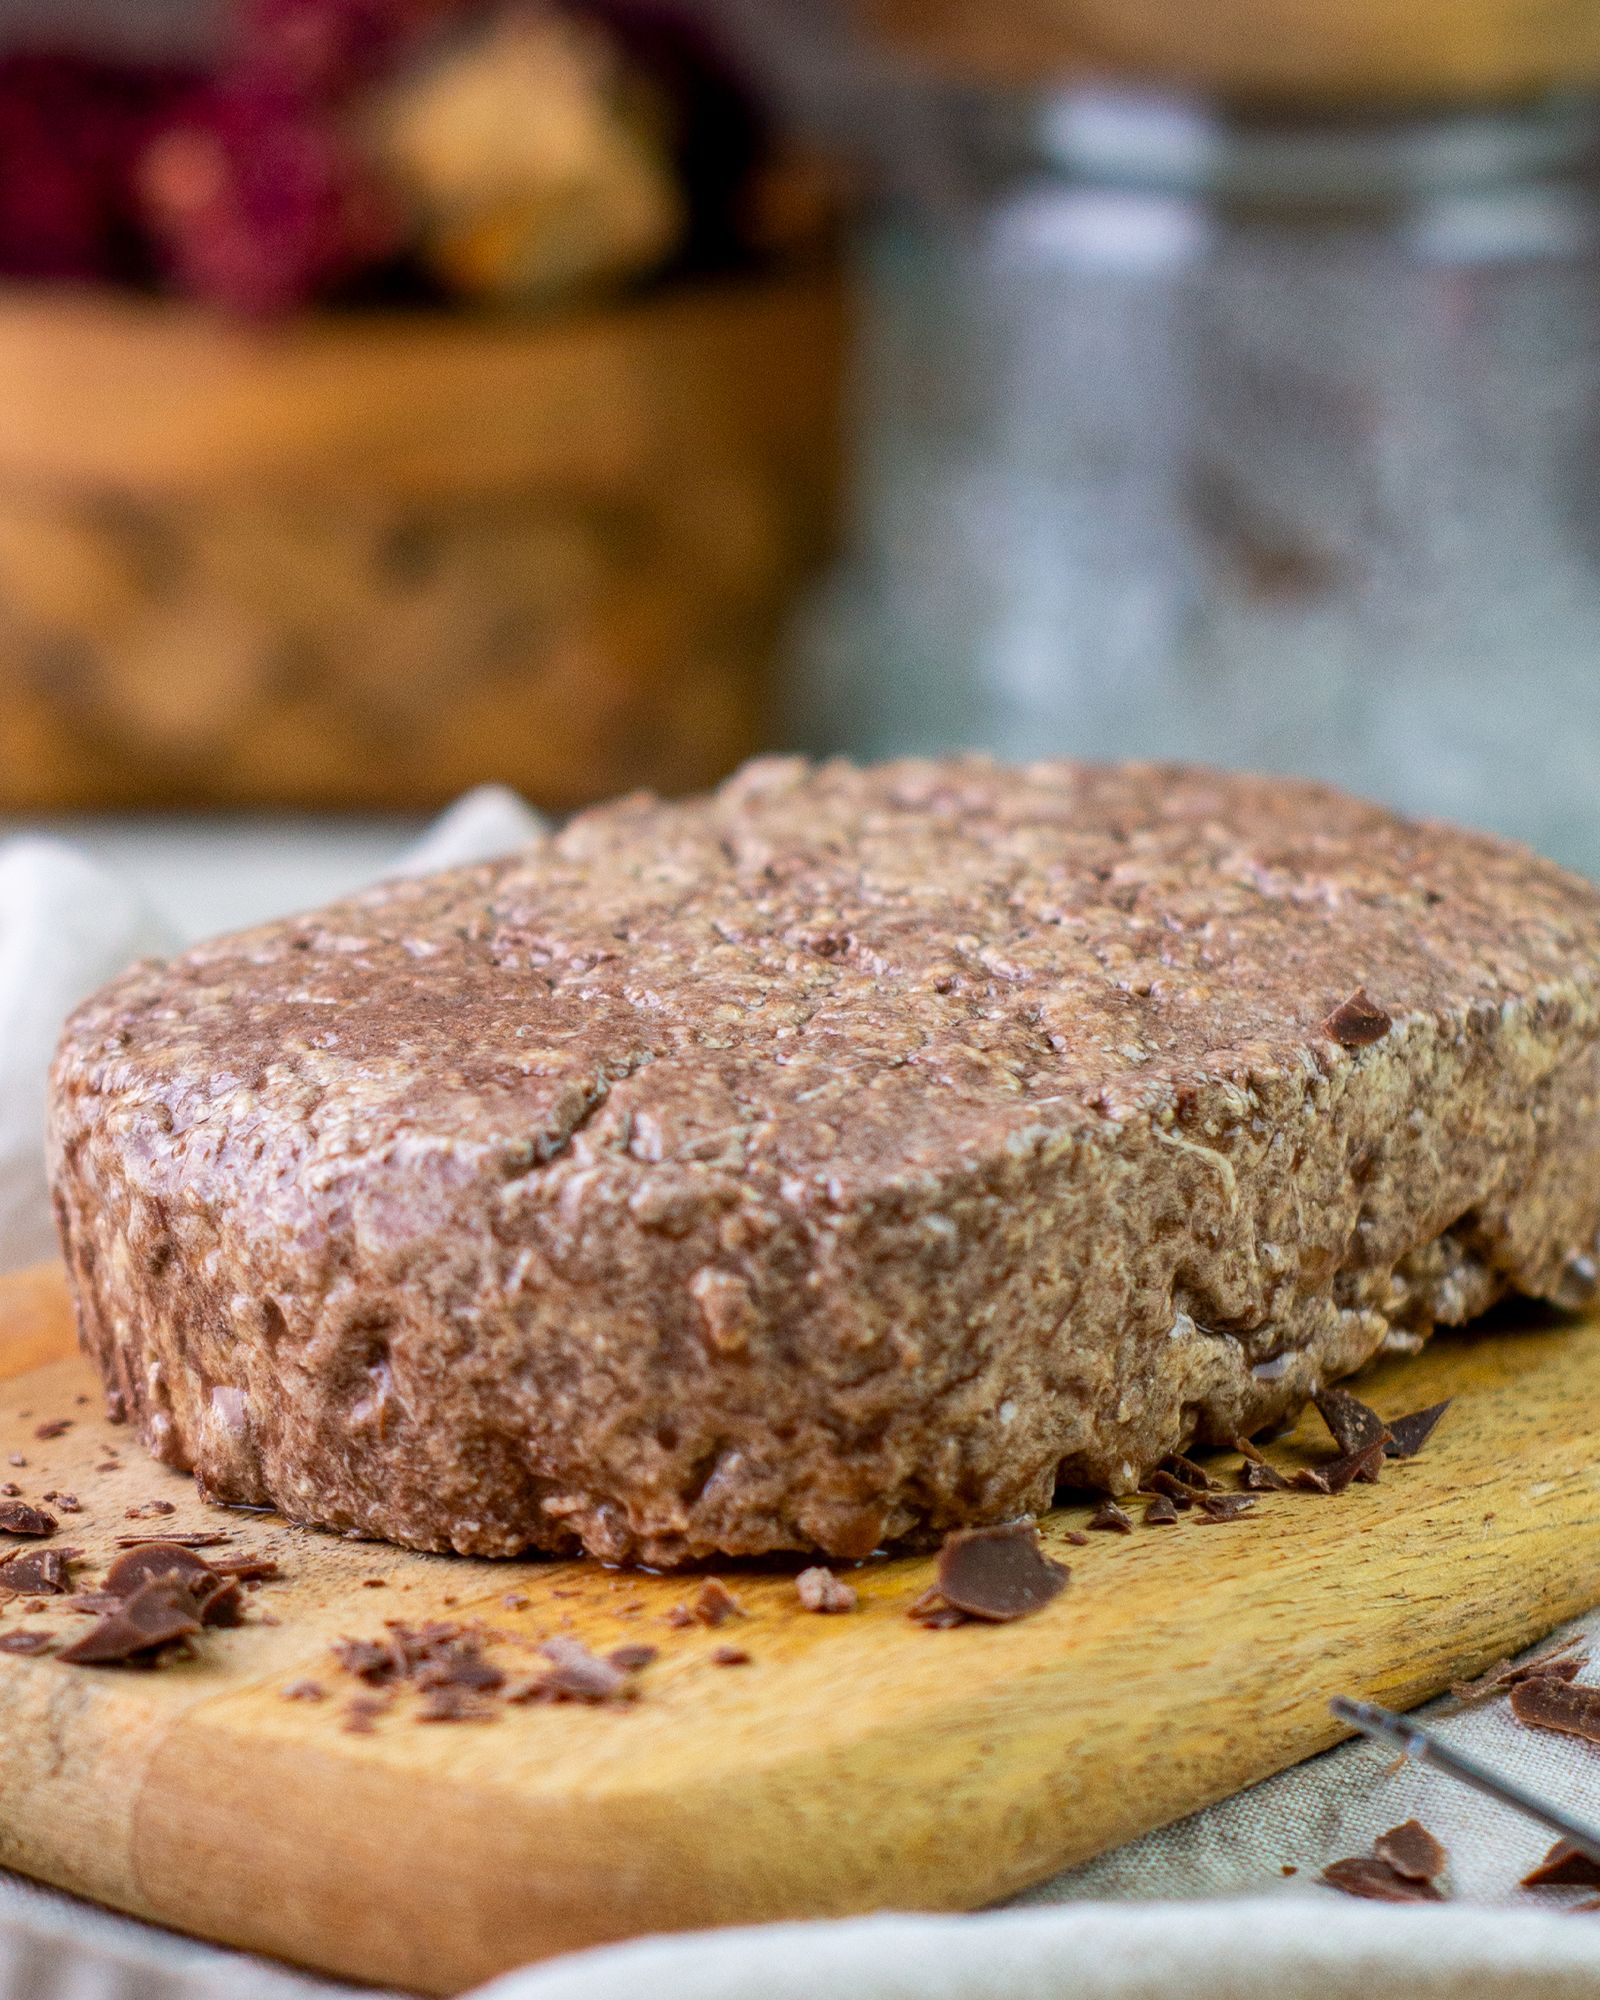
[1,790,1599,2000]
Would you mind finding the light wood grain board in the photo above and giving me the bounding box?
[0,1263,1596,1991]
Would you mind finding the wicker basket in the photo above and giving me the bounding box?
[0,269,845,812]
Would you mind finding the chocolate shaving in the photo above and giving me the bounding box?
[1144,1495,1181,1525]
[1509,1674,1600,1744]
[906,1585,968,1629]
[1453,1637,1589,1703]
[1313,1387,1393,1457]
[1145,1470,1197,1509]
[711,1645,751,1666]
[58,1578,203,1665]
[103,1542,242,1627]
[1384,1401,1452,1459]
[0,1631,53,1655]
[1087,1499,1134,1534]
[1374,1819,1449,1884]
[1522,1839,1600,1889]
[113,1532,230,1549]
[1197,1493,1256,1523]
[416,1685,496,1722]
[1234,1439,1292,1491]
[1161,1453,1214,1492]
[795,1567,857,1613]
[1321,1856,1442,1903]
[0,1501,55,1538]
[1322,988,1392,1048]
[511,1637,635,1704]
[332,1636,396,1685]
[0,1547,73,1595]
[209,1552,277,1581]
[1294,1437,1387,1494]
[692,1579,744,1627]
[607,1644,658,1672]
[932,1521,1069,1624]
[32,1419,70,1440]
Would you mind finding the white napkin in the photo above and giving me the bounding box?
[2,789,1600,2000]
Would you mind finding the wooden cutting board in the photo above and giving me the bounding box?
[0,1262,1597,1993]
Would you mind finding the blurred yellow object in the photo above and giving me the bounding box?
[853,0,1600,102]
[368,6,685,307]
[0,268,844,812]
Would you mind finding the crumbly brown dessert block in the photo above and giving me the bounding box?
[47,758,1600,1564]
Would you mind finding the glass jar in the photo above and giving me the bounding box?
[793,89,1600,877]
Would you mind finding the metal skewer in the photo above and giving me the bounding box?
[1331,1695,1600,1865]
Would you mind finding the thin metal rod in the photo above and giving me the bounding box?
[1330,1695,1600,1864]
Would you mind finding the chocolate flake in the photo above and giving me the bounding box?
[1322,988,1392,1048]
[103,1543,242,1628]
[124,1500,177,1520]
[710,1644,751,1666]
[1088,1499,1134,1534]
[607,1644,659,1672]
[1144,1495,1181,1525]
[1234,1439,1292,1491]
[58,1578,203,1665]
[1321,1856,1442,1903]
[1384,1401,1452,1460]
[1313,1387,1393,1457]
[1374,1819,1449,1884]
[795,1567,857,1613]
[1509,1675,1600,1744]
[933,1521,1069,1624]
[281,1678,326,1703]
[1197,1493,1256,1523]
[341,1695,389,1734]
[0,1501,55,1538]
[1146,1470,1197,1509]
[209,1552,277,1580]
[32,1419,70,1440]
[1521,1839,1600,1890]
[906,1585,967,1629]
[0,1631,53,1655]
[54,1495,81,1513]
[1452,1637,1589,1704]
[692,1579,744,1628]
[0,1548,73,1595]
[664,1603,695,1628]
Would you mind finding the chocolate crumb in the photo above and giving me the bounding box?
[1144,1495,1181,1525]
[1197,1493,1256,1523]
[710,1645,751,1666]
[32,1420,70,1441]
[1384,1401,1452,1459]
[5,1455,23,1468]
[795,1567,857,1614]
[342,1695,389,1734]
[54,1495,81,1514]
[607,1644,659,1673]
[1453,1637,1589,1703]
[502,1593,528,1611]
[1146,1470,1197,1509]
[0,1548,73,1595]
[124,1500,177,1520]
[361,1578,387,1589]
[1322,988,1392,1048]
[1521,1839,1600,1890]
[1064,1529,1090,1545]
[664,1604,695,1628]
[1322,1856,1441,1903]
[1313,1387,1393,1457]
[1374,1819,1449,1884]
[281,1679,325,1703]
[58,1578,203,1666]
[0,1485,17,1499]
[94,1463,119,1475]
[1510,1674,1600,1744]
[0,1501,55,1538]
[1087,1500,1134,1534]
[932,1521,1069,1624]
[1281,1865,1297,1877]
[0,1631,53,1655]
